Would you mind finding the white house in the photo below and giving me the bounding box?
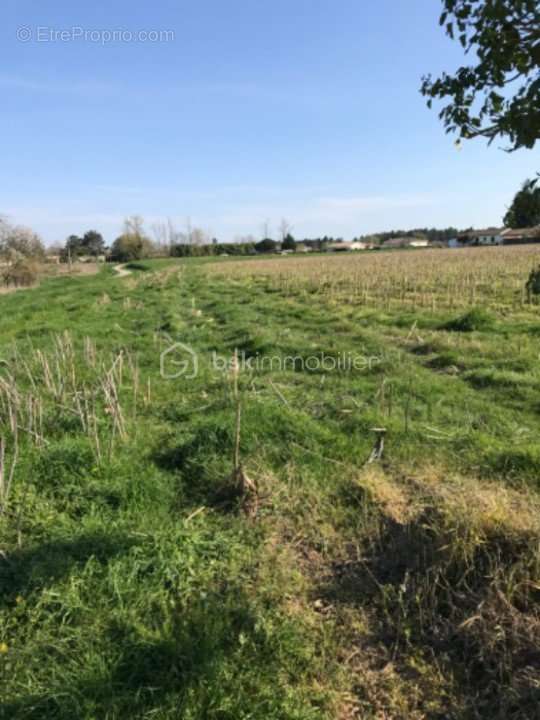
[458,228,503,246]
[327,241,368,252]
[382,237,429,249]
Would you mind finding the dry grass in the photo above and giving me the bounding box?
[321,464,540,716]
[47,262,101,277]
[358,464,540,537]
[0,285,34,296]
[0,262,101,294]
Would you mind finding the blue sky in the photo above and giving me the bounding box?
[1,0,538,244]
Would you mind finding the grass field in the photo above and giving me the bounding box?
[1,248,540,719]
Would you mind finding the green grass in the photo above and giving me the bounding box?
[1,258,540,718]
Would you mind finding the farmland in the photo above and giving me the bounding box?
[208,245,540,310]
[1,247,540,719]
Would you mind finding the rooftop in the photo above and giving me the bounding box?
[501,227,540,239]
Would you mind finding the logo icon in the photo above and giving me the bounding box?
[17,26,32,42]
[160,341,198,380]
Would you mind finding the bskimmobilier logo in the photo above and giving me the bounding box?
[160,341,198,380]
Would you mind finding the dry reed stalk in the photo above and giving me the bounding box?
[84,337,97,368]
[132,361,140,420]
[0,410,19,512]
[144,378,152,407]
[1,332,155,467]
[101,369,127,442]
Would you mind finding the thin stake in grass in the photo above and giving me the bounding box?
[230,350,256,499]
[366,427,386,464]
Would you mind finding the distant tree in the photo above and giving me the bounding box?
[0,216,9,245]
[421,0,540,151]
[185,217,193,245]
[282,233,296,251]
[151,221,168,250]
[151,218,185,251]
[0,221,45,261]
[255,238,278,253]
[261,219,272,241]
[110,234,149,262]
[191,227,209,246]
[111,216,153,261]
[278,218,293,242]
[123,215,146,238]
[233,234,257,245]
[60,235,83,262]
[504,178,540,228]
[82,230,105,256]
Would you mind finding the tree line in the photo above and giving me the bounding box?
[1,176,539,278]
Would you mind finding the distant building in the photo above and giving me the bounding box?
[327,241,368,252]
[500,226,540,244]
[457,228,503,246]
[295,244,311,253]
[382,237,429,249]
[77,254,107,263]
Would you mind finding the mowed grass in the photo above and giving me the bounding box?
[1,250,540,719]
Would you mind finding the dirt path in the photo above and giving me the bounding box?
[113,264,132,278]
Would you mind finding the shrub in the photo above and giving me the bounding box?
[170,242,257,257]
[2,257,38,287]
[110,234,153,262]
[170,243,218,258]
[254,238,278,253]
[281,233,296,251]
[0,221,45,262]
[525,265,540,298]
[442,307,494,332]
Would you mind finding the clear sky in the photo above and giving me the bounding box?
[1,0,538,244]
